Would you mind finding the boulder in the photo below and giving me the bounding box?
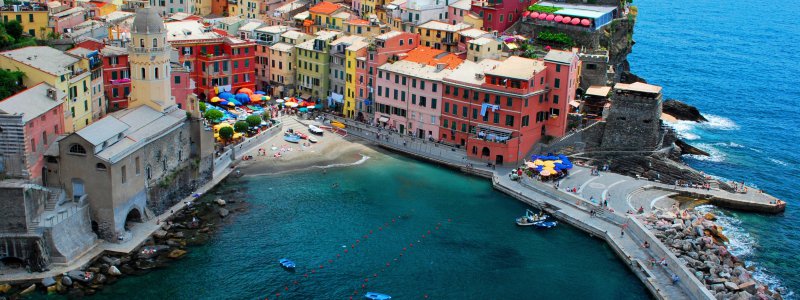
[42,276,57,287]
[711,283,726,292]
[663,99,708,122]
[218,208,229,218]
[0,283,11,293]
[101,256,122,266]
[174,231,185,239]
[215,198,226,206]
[724,281,739,291]
[733,291,752,300]
[19,284,36,296]
[738,281,757,294]
[61,275,73,286]
[67,270,94,283]
[93,274,107,284]
[153,229,168,239]
[107,265,122,276]
[167,249,187,259]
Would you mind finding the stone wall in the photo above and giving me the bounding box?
[44,204,96,264]
[601,90,662,151]
[0,186,27,234]
[146,160,211,215]
[0,236,49,271]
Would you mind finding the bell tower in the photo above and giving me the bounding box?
[128,5,174,111]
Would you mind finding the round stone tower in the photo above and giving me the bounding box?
[127,6,173,111]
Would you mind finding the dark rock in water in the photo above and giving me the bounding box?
[675,139,710,156]
[42,276,57,287]
[619,71,647,84]
[61,275,73,286]
[107,266,122,276]
[663,99,708,122]
[119,264,136,275]
[67,270,94,283]
[218,208,229,218]
[94,274,107,284]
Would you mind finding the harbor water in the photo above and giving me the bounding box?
[87,153,649,299]
[630,0,800,296]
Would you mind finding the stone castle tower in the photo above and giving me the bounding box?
[128,6,174,111]
[600,82,664,151]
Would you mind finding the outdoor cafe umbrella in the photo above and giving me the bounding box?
[210,96,221,103]
[238,88,254,96]
[276,99,285,103]
[218,92,234,99]
[255,90,266,95]
[285,102,298,107]
[540,170,551,176]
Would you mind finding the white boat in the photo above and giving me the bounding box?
[309,124,324,135]
[308,137,318,143]
[516,209,549,226]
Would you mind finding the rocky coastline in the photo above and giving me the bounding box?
[642,209,784,299]
[0,179,249,299]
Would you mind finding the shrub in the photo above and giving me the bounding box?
[4,21,23,41]
[219,126,234,140]
[537,31,574,46]
[199,102,207,112]
[234,121,249,133]
[527,5,561,13]
[203,109,223,122]
[245,115,262,127]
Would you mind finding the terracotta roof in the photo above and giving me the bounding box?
[401,46,463,70]
[347,19,370,25]
[309,1,340,15]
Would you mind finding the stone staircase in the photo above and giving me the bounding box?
[44,188,64,210]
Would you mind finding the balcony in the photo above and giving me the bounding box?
[442,38,457,45]
[128,47,166,54]
[197,53,230,61]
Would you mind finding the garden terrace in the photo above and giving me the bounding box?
[523,1,619,31]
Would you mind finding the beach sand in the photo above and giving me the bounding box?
[237,116,379,176]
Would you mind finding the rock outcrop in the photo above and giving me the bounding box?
[663,100,708,122]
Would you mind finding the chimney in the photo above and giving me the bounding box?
[435,63,446,72]
[46,88,57,100]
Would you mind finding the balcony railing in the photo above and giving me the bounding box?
[128,47,166,53]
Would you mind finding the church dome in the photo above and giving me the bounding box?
[132,6,165,34]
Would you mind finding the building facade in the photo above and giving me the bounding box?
[364,31,419,121]
[101,46,131,112]
[0,4,50,39]
[470,0,531,32]
[295,30,341,102]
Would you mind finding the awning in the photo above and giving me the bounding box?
[300,92,312,100]
[331,92,344,103]
[363,99,372,106]
[378,116,389,122]
[569,100,581,107]
[505,43,519,50]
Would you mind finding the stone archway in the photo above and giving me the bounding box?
[124,208,143,231]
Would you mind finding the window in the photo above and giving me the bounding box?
[30,138,35,152]
[444,102,450,113]
[141,68,146,79]
[412,79,416,88]
[472,108,478,119]
[506,97,513,107]
[154,67,159,79]
[140,39,144,47]
[493,112,499,124]
[554,78,560,88]
[135,157,141,175]
[42,131,47,146]
[28,14,33,22]
[431,98,437,109]
[461,123,467,132]
[556,65,561,72]
[553,95,559,104]
[452,104,458,115]
[505,115,514,126]
[153,38,158,47]
[121,165,127,183]
[96,163,107,171]
[522,115,530,127]
[443,119,449,128]
[420,96,426,107]
[432,83,437,92]
[412,94,416,104]
[174,76,181,84]
[462,106,467,118]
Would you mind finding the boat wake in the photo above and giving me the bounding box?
[694,205,793,298]
[767,158,789,167]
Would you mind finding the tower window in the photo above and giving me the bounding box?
[140,39,144,47]
[141,68,146,79]
[155,67,159,79]
[152,38,158,48]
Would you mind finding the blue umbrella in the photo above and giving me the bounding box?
[255,90,266,95]
[230,99,242,106]
[218,92,233,99]
[220,100,229,106]
[235,93,249,102]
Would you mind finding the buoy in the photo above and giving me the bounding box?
[344,249,348,253]
[422,235,426,238]
[356,239,360,243]
[427,230,431,234]
[276,293,280,297]
[337,254,341,257]
[403,247,407,251]
[379,227,383,231]
[448,219,452,222]
[311,270,316,273]
[319,265,324,269]
[285,286,289,291]
[410,243,414,247]
[386,262,390,266]
[364,279,369,282]
[329,259,333,263]
[392,219,396,222]
[369,230,373,234]
[351,244,355,248]
[362,284,366,288]
[374,274,378,277]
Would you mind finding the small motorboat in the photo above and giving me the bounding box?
[330,121,345,129]
[295,132,309,139]
[533,221,558,229]
[309,124,324,135]
[283,134,301,143]
[364,292,391,300]
[308,137,318,143]
[516,209,548,226]
[279,258,296,270]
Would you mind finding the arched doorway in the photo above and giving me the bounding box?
[481,147,490,157]
[91,221,100,236]
[124,208,143,230]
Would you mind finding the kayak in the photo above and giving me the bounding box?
[364,292,391,300]
[331,121,345,129]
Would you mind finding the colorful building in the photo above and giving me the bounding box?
[252,25,292,92]
[416,20,470,53]
[100,45,131,112]
[0,83,65,183]
[165,20,256,98]
[343,38,368,118]
[0,4,50,39]
[149,0,194,15]
[170,62,197,113]
[447,0,470,25]
[268,30,312,98]
[295,30,342,102]
[0,46,93,132]
[345,18,388,39]
[308,1,350,32]
[470,0,532,33]
[439,53,580,165]
[364,31,419,121]
[68,47,106,121]
[374,46,462,136]
[466,37,501,62]
[51,7,88,35]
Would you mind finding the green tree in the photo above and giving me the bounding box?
[199,102,207,112]
[4,21,23,41]
[218,126,234,141]
[245,115,262,128]
[0,69,24,100]
[233,120,249,133]
[203,109,223,122]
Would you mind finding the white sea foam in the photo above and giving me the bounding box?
[699,114,739,131]
[768,158,789,167]
[313,154,371,169]
[714,141,745,149]
[684,143,726,162]
[668,120,701,140]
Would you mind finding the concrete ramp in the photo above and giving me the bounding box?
[45,205,98,264]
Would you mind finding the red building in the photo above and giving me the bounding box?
[470,0,533,33]
[364,31,419,120]
[440,51,579,165]
[166,21,256,99]
[100,45,131,111]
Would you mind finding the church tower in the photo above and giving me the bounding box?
[128,5,174,112]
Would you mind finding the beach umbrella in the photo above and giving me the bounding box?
[562,16,571,24]
[581,19,591,26]
[299,107,308,112]
[286,102,298,107]
[220,100,229,106]
[530,12,539,18]
[276,99,285,103]
[255,90,266,95]
[522,11,531,18]
[238,88,254,96]
[227,102,236,107]
[307,105,315,109]
[230,99,242,106]
[538,13,547,20]
[210,96,221,103]
[546,14,555,21]
[250,94,262,102]
[554,15,563,22]
[540,170,551,176]
[525,162,537,168]
[235,93,249,102]
[571,18,580,25]
[266,96,271,100]
[218,92,234,99]
[533,159,544,166]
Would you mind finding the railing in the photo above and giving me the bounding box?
[128,47,166,53]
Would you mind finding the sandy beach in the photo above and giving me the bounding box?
[237,116,379,176]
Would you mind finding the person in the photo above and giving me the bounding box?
[643,241,650,248]
[671,274,680,285]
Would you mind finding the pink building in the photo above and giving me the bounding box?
[51,7,87,34]
[0,83,65,183]
[171,62,197,114]
[542,49,581,137]
[447,0,471,25]
[374,46,463,138]
[365,31,419,121]
[471,0,532,32]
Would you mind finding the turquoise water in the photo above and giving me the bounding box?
[630,0,800,295]
[89,153,648,299]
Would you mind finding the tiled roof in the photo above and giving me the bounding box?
[309,1,340,15]
[401,46,463,70]
[0,46,80,76]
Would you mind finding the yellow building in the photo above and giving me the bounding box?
[345,18,389,39]
[309,1,350,32]
[416,21,471,53]
[0,6,51,39]
[344,39,368,118]
[0,46,94,132]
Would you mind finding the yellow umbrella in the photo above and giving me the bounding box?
[227,102,236,107]
[540,170,551,176]
[211,97,221,103]
[554,160,562,164]
[525,162,537,168]
[266,96,271,100]
[232,132,243,139]
[544,161,555,167]
[533,159,544,166]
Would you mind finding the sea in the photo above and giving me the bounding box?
[86,154,649,299]
[629,0,800,296]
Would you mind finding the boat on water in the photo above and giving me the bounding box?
[330,121,345,129]
[308,137,318,143]
[284,134,301,143]
[279,258,296,270]
[364,292,391,300]
[516,209,549,226]
[533,221,558,229]
[309,124,324,135]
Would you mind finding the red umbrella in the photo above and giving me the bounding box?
[562,16,572,24]
[554,15,563,22]
[538,13,547,20]
[530,12,540,18]
[571,18,580,25]
[523,11,531,17]
[546,14,555,21]
[581,19,591,26]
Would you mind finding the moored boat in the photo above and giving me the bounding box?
[533,221,558,229]
[309,124,324,135]
[516,209,548,226]
[331,121,345,129]
[284,134,301,143]
[308,137,318,143]
[279,258,296,270]
[364,292,391,300]
[295,132,308,139]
